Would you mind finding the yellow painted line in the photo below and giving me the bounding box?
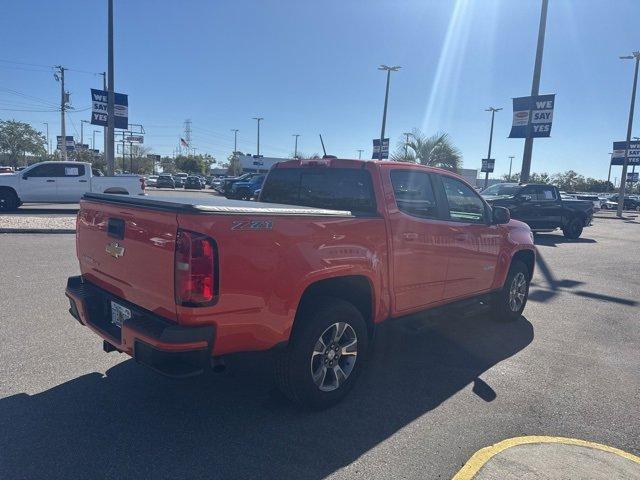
[452,435,640,480]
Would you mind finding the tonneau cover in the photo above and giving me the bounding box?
[83,192,353,217]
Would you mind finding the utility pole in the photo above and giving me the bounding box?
[231,129,239,154]
[54,66,68,160]
[508,155,515,180]
[617,52,640,217]
[484,107,502,189]
[520,0,549,182]
[253,117,263,156]
[607,152,613,187]
[378,65,401,160]
[43,122,49,155]
[357,149,363,160]
[292,134,300,158]
[106,0,115,175]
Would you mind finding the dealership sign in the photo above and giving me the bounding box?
[372,138,389,159]
[125,135,143,143]
[611,141,640,166]
[481,158,495,173]
[627,172,639,183]
[509,94,555,138]
[56,136,75,151]
[90,89,129,129]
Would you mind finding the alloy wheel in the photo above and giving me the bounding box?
[310,322,358,392]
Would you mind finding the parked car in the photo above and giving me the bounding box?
[575,194,601,211]
[606,194,640,211]
[146,175,158,187]
[221,173,261,196]
[0,161,144,211]
[173,173,188,188]
[184,175,205,190]
[0,166,13,174]
[482,183,593,239]
[66,158,535,408]
[227,174,265,200]
[156,174,175,189]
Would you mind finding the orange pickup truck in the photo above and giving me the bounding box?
[66,158,535,408]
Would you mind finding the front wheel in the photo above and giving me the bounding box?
[491,260,530,321]
[562,217,583,239]
[0,189,19,211]
[275,297,368,409]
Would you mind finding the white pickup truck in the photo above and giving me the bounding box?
[0,161,145,211]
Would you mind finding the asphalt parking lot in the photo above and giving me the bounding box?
[0,215,638,479]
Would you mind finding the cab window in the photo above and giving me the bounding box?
[441,176,486,223]
[26,164,66,177]
[390,170,438,219]
[537,185,557,201]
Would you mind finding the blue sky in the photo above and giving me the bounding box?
[1,0,639,180]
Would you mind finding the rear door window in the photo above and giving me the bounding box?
[390,170,438,219]
[441,176,486,223]
[538,186,557,201]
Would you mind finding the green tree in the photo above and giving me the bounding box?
[502,172,551,184]
[551,170,585,192]
[0,120,46,167]
[390,130,461,171]
[227,153,242,176]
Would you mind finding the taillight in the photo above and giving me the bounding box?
[174,229,218,306]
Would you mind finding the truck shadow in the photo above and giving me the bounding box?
[0,313,533,480]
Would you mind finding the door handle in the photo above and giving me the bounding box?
[79,179,88,183]
[46,179,55,183]
[402,232,418,241]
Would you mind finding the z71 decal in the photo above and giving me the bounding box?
[231,220,273,231]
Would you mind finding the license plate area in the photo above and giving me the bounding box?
[111,301,131,328]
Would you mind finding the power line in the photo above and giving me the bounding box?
[0,58,53,69]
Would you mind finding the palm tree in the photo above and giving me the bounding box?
[391,129,461,172]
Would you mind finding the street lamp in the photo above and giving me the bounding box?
[80,119,90,146]
[252,117,263,156]
[231,129,239,154]
[403,132,411,158]
[92,130,100,150]
[484,107,502,189]
[377,65,401,160]
[43,122,49,155]
[616,51,640,217]
[292,134,300,158]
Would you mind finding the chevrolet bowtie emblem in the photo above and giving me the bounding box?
[105,241,125,258]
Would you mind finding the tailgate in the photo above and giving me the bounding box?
[76,199,178,321]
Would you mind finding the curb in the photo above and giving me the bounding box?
[0,228,76,234]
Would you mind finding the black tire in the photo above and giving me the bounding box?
[237,188,250,200]
[0,189,19,211]
[491,260,530,322]
[562,217,583,239]
[275,296,369,409]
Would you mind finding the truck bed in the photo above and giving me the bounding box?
[83,192,354,217]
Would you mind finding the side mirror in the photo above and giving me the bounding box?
[22,173,29,180]
[492,206,511,224]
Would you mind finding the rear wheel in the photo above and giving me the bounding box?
[0,189,19,211]
[275,297,368,409]
[491,260,530,321]
[562,217,583,239]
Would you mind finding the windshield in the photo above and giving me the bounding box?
[482,184,521,196]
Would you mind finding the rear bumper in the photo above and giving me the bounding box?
[65,275,215,378]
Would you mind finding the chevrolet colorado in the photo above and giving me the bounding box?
[66,159,535,408]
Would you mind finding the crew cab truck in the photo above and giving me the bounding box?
[0,161,144,211]
[482,183,593,239]
[66,159,535,408]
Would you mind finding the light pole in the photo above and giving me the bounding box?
[484,107,502,189]
[106,0,115,175]
[616,51,640,217]
[357,149,364,160]
[43,122,49,154]
[403,132,411,159]
[508,155,515,180]
[607,152,613,187]
[520,0,549,182]
[292,134,300,158]
[92,130,100,150]
[378,65,401,160]
[80,120,90,147]
[231,129,239,154]
[54,66,67,160]
[252,117,263,156]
